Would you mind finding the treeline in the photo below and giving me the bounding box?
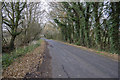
[53,2,120,54]
[2,2,44,51]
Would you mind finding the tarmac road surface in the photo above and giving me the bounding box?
[45,39,118,78]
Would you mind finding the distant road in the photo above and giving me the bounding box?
[45,39,118,78]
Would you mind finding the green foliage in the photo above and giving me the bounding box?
[53,2,120,54]
[2,39,42,69]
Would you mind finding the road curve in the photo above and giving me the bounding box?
[45,39,118,78]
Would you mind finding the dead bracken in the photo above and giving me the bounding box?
[2,40,46,78]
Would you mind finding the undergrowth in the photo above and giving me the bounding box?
[2,39,42,69]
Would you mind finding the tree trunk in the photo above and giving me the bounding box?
[9,35,16,50]
[110,2,120,54]
[85,3,90,48]
[0,2,2,53]
[0,2,2,79]
[94,3,101,50]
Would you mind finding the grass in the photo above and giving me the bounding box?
[2,39,42,69]
[96,51,104,55]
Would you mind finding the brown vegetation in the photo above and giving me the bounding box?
[2,40,46,78]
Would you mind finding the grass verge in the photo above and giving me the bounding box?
[2,39,42,69]
[55,40,119,61]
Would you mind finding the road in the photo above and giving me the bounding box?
[45,39,118,78]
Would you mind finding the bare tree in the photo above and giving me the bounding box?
[2,2,26,50]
